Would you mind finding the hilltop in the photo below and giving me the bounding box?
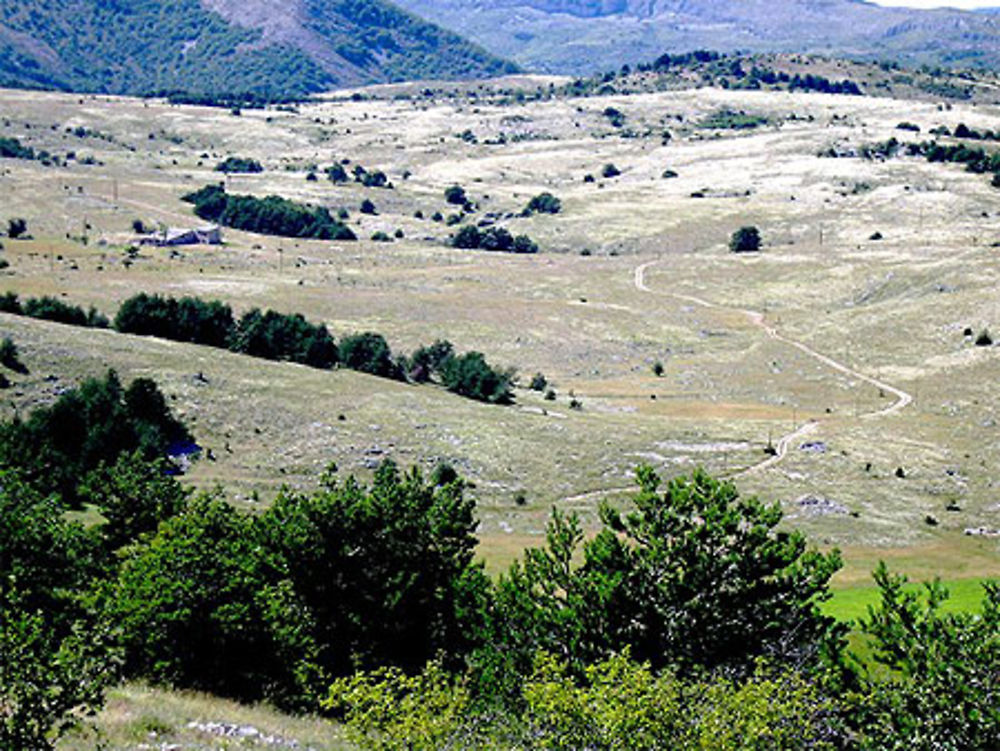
[392,0,1000,73]
[0,0,516,99]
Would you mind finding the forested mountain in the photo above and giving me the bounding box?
[391,0,1000,73]
[0,0,517,98]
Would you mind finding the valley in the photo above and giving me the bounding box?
[1,72,999,587]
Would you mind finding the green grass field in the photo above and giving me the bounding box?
[825,576,996,624]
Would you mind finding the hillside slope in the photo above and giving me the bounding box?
[391,0,1000,73]
[0,0,516,98]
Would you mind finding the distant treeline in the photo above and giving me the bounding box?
[0,135,60,165]
[858,137,1000,188]
[598,50,863,96]
[0,290,513,405]
[745,67,862,95]
[158,91,303,108]
[934,122,1000,144]
[0,136,36,160]
[215,156,263,174]
[182,184,356,241]
[0,291,108,328]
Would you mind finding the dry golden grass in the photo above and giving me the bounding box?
[56,684,351,751]
[1,81,999,584]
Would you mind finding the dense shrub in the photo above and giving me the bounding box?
[80,450,190,551]
[328,650,842,751]
[523,192,561,215]
[20,295,108,328]
[183,184,356,240]
[215,156,263,173]
[476,467,842,697]
[0,371,189,504]
[407,340,455,383]
[230,308,338,368]
[851,565,1000,750]
[104,460,486,707]
[444,185,468,205]
[258,462,485,678]
[0,585,116,751]
[327,163,349,183]
[0,137,35,160]
[105,495,309,703]
[439,352,513,404]
[338,332,402,379]
[729,226,761,253]
[451,226,538,253]
[7,218,28,238]
[115,293,234,347]
[0,337,26,374]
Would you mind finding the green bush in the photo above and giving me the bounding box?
[21,295,108,328]
[0,371,190,505]
[479,467,842,691]
[407,340,454,383]
[115,293,234,347]
[523,192,561,215]
[444,185,468,205]
[183,184,356,240]
[329,650,842,750]
[338,332,402,379]
[80,450,190,551]
[327,163,349,183]
[230,308,338,368]
[0,586,116,751]
[439,352,513,404]
[7,218,28,239]
[0,337,26,374]
[729,226,761,253]
[849,565,1000,750]
[259,462,485,678]
[215,156,263,173]
[452,226,538,253]
[105,495,311,703]
[0,137,36,160]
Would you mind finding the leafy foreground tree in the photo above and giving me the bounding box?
[103,494,315,706]
[475,467,843,697]
[105,461,487,708]
[0,586,117,751]
[0,473,117,749]
[850,564,1000,750]
[79,450,191,551]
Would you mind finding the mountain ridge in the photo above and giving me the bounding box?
[0,0,517,98]
[390,0,1000,73]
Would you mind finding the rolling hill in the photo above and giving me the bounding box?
[390,0,1000,73]
[0,0,517,98]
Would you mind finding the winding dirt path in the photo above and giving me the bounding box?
[633,260,913,474]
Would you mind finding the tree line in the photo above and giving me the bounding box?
[182,184,357,240]
[0,290,515,405]
[858,137,1000,188]
[1,379,995,749]
[0,291,109,328]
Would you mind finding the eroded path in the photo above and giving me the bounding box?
[633,260,913,474]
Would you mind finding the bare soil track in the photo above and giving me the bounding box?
[633,259,913,475]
